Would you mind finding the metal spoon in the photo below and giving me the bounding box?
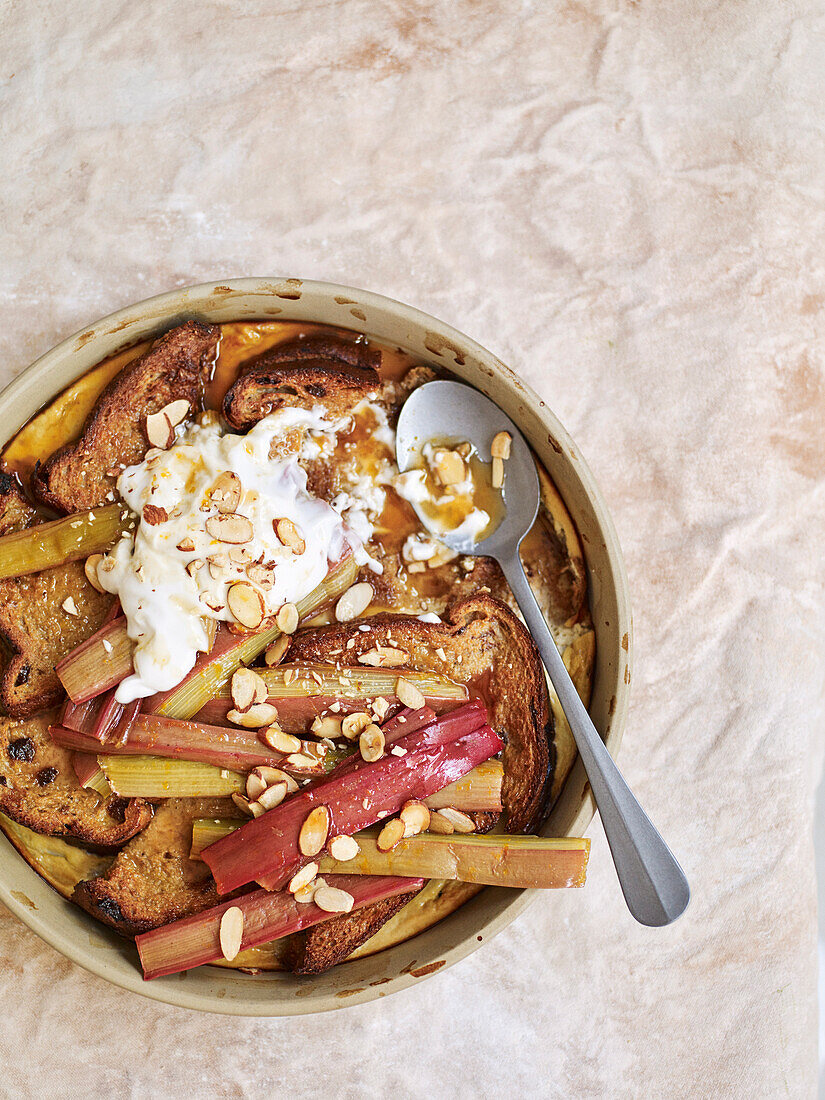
[396,380,689,926]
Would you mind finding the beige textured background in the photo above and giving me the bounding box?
[2,2,824,1097]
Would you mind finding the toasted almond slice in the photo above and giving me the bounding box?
[299,805,330,857]
[400,800,431,837]
[436,807,476,833]
[250,765,298,794]
[161,399,190,427]
[299,740,327,761]
[289,862,319,894]
[231,791,264,818]
[209,471,242,514]
[257,781,288,810]
[359,723,385,763]
[62,596,79,617]
[276,603,299,634]
[142,504,169,526]
[334,582,374,622]
[202,617,218,653]
[219,906,244,961]
[311,715,343,739]
[329,835,360,862]
[491,430,512,460]
[285,752,324,770]
[246,563,275,591]
[395,676,425,710]
[206,513,254,544]
[186,559,204,578]
[145,410,174,449]
[259,726,301,754]
[274,518,306,554]
[227,582,265,629]
[435,449,465,486]
[294,882,318,903]
[208,553,230,580]
[264,634,290,666]
[357,646,410,668]
[341,711,372,741]
[377,817,405,852]
[246,771,267,801]
[176,536,196,553]
[227,702,279,728]
[427,810,455,834]
[84,554,105,593]
[313,886,354,914]
[231,667,267,712]
[491,456,504,490]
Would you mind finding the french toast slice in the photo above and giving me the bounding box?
[0,474,115,716]
[0,710,151,847]
[72,798,232,936]
[283,594,553,974]
[222,334,382,430]
[32,320,219,513]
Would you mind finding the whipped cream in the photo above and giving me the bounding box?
[100,409,354,703]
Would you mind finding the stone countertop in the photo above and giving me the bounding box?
[1,2,824,1097]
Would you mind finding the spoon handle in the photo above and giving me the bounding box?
[496,551,690,926]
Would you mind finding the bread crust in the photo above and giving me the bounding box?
[0,710,151,847]
[32,320,219,513]
[222,334,381,430]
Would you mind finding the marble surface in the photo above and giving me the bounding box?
[2,2,825,1096]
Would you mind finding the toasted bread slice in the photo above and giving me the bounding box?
[222,334,382,430]
[0,710,150,847]
[72,798,232,936]
[0,474,115,716]
[32,320,219,513]
[282,594,552,974]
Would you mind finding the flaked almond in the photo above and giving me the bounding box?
[427,810,455,834]
[186,559,204,578]
[395,676,425,710]
[313,886,354,914]
[227,702,279,728]
[206,513,253,544]
[294,882,318,903]
[142,504,169,526]
[357,646,410,668]
[377,817,405,852]
[257,781,288,810]
[491,456,504,490]
[311,715,343,739]
[209,471,242,514]
[250,765,298,794]
[264,635,290,666]
[219,906,244,961]
[231,792,264,818]
[288,862,319,894]
[491,430,512,460]
[161,398,190,427]
[246,563,275,591]
[202,617,217,652]
[299,805,330,857]
[145,410,174,449]
[341,711,372,741]
[435,449,465,486]
[334,582,373,622]
[285,752,325,771]
[259,726,301,754]
[84,554,105,593]
[229,545,255,564]
[62,596,79,616]
[274,517,306,554]
[231,667,268,712]
[227,582,265,629]
[299,740,327,761]
[208,553,230,580]
[436,807,476,833]
[359,723,385,763]
[246,770,268,801]
[276,603,299,634]
[329,835,360,862]
[400,800,430,837]
[176,536,196,553]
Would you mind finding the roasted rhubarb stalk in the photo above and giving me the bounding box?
[202,704,502,894]
[55,555,358,708]
[0,503,132,580]
[71,751,112,798]
[426,761,502,812]
[323,833,590,889]
[196,665,467,728]
[136,874,424,981]
[50,713,343,774]
[98,756,245,798]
